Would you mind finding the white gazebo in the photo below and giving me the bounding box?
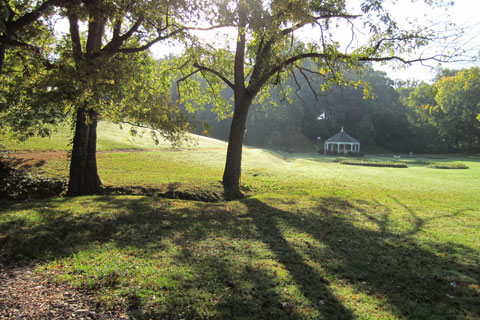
[324,127,360,154]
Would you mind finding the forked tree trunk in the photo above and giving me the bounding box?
[66,106,102,196]
[65,3,105,196]
[222,95,252,198]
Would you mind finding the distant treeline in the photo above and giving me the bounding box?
[185,64,480,154]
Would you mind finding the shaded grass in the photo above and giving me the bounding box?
[1,195,478,319]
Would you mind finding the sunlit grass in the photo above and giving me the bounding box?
[0,121,227,152]
[1,123,479,319]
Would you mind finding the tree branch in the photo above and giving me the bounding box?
[67,12,83,63]
[102,18,144,53]
[281,13,361,36]
[200,69,229,108]
[114,28,184,54]
[5,1,16,23]
[296,65,320,100]
[112,19,123,40]
[251,48,452,96]
[193,62,235,89]
[7,0,65,33]
[176,69,201,101]
[184,24,235,31]
[291,68,302,92]
[0,36,38,49]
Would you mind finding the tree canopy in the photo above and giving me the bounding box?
[178,0,461,196]
[1,0,196,195]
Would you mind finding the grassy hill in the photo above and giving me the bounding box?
[1,123,479,319]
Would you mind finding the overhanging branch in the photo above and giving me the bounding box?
[176,69,201,101]
[114,28,184,54]
[252,48,456,96]
[281,13,361,36]
[193,62,234,89]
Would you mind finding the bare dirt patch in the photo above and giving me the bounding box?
[2,151,68,172]
[0,262,129,320]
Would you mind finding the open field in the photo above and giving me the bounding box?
[1,124,479,319]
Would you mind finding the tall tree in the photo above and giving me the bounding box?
[59,0,190,196]
[179,0,456,197]
[435,67,480,152]
[400,82,444,152]
[400,68,480,153]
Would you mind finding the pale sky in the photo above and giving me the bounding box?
[370,0,480,82]
[153,0,480,83]
[55,0,480,83]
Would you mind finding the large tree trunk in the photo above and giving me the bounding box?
[222,95,252,198]
[0,45,5,75]
[65,4,105,196]
[66,106,102,196]
[222,1,250,199]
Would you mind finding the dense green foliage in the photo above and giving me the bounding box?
[402,67,480,153]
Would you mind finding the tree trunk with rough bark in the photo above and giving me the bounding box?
[222,94,252,197]
[65,2,105,196]
[66,107,102,196]
[221,1,251,199]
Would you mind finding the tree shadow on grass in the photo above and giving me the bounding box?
[243,200,354,319]
[4,156,47,170]
[0,196,478,319]
[0,196,352,319]
[242,197,479,319]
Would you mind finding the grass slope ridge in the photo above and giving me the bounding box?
[1,121,229,152]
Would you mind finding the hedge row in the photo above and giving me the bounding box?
[340,160,408,168]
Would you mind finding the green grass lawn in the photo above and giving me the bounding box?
[1,124,479,319]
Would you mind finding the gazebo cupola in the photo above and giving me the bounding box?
[324,127,360,154]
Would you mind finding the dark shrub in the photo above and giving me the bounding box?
[0,159,66,200]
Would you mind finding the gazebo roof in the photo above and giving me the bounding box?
[325,127,359,144]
